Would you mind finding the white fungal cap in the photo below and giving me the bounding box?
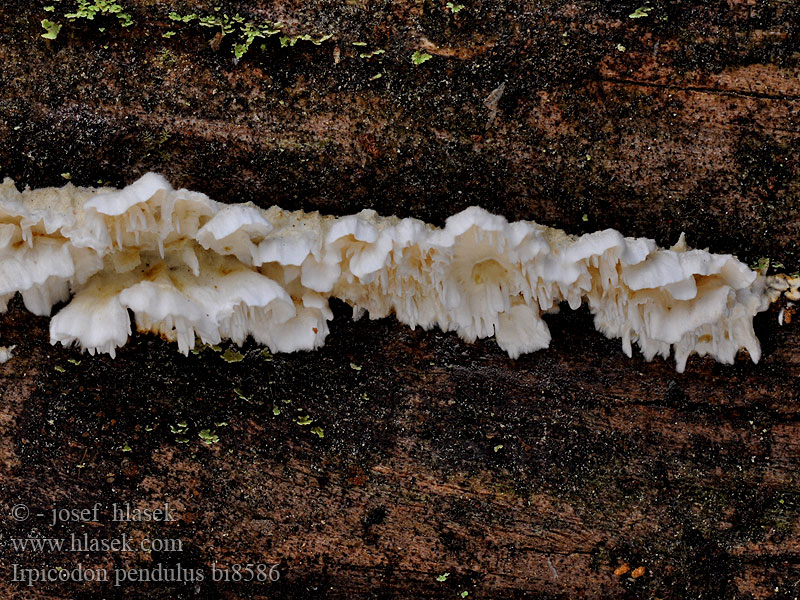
[85,173,213,256]
[0,345,15,364]
[196,203,274,265]
[85,172,173,217]
[255,207,324,267]
[495,302,551,359]
[0,234,74,315]
[433,207,532,344]
[0,177,23,209]
[254,296,331,352]
[336,216,440,328]
[258,262,333,351]
[0,172,782,371]
[621,250,755,299]
[49,270,135,358]
[312,210,383,296]
[588,252,765,372]
[117,252,295,355]
[0,293,12,312]
[167,189,220,240]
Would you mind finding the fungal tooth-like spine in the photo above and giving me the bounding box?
[0,174,786,371]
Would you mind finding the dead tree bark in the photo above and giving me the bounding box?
[0,1,798,598]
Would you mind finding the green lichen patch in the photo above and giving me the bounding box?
[411,50,432,65]
[221,348,245,363]
[165,9,330,61]
[198,428,220,445]
[628,7,652,19]
[62,0,134,28]
[40,19,62,39]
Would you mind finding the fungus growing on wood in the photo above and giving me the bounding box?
[0,345,14,363]
[0,174,795,371]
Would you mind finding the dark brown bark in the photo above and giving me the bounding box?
[0,1,799,598]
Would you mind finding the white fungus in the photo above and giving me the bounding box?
[0,345,15,364]
[0,174,792,372]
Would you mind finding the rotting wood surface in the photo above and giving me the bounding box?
[0,1,799,598]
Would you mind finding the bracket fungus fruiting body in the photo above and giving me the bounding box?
[0,174,795,371]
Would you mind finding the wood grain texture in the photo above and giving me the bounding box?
[0,1,798,598]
